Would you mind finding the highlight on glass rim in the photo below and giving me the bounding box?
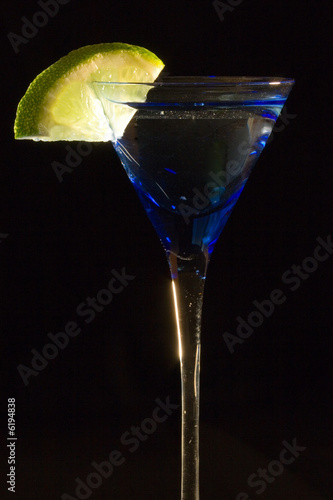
[14,42,294,499]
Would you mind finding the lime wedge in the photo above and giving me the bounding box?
[14,43,164,142]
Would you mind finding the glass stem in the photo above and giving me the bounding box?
[168,250,208,500]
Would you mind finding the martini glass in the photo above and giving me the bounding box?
[93,77,294,499]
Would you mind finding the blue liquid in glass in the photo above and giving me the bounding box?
[112,102,285,259]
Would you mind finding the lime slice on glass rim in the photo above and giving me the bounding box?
[14,43,164,142]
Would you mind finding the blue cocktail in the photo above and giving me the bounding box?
[94,77,294,500]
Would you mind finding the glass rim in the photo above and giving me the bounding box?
[93,76,295,87]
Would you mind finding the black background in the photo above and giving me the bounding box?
[1,1,333,499]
